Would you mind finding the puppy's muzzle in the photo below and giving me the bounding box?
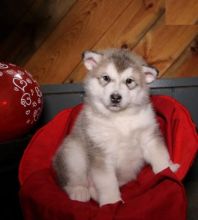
[110,93,122,104]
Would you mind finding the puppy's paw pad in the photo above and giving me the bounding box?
[65,186,90,202]
[169,163,180,173]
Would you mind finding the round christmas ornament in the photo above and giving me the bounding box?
[0,62,43,142]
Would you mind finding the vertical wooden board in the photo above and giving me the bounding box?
[24,0,132,84]
[133,17,198,76]
[163,37,198,78]
[65,0,165,83]
[166,0,198,25]
[0,0,75,65]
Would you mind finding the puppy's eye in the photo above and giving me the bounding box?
[126,78,136,89]
[102,75,111,82]
[126,78,133,85]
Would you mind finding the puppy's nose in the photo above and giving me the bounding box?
[110,93,122,104]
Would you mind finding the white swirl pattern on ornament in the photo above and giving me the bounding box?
[21,93,32,107]
[3,64,43,125]
[26,110,30,115]
[33,108,41,122]
[7,69,17,76]
[32,101,37,107]
[35,87,42,97]
[37,98,41,104]
[13,78,28,92]
[26,78,32,84]
[0,63,8,69]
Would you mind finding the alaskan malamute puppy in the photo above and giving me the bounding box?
[53,48,179,206]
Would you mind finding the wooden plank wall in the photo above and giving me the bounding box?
[0,0,75,65]
[0,0,197,84]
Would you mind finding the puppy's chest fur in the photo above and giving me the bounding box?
[83,107,154,184]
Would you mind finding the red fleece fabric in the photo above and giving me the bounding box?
[19,95,198,220]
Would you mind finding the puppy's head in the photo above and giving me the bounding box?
[83,49,158,113]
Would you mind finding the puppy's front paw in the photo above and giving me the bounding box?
[169,163,180,173]
[89,186,99,202]
[65,185,90,202]
[153,161,180,174]
[99,194,122,206]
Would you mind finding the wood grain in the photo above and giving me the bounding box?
[24,0,132,84]
[133,16,198,77]
[0,0,75,65]
[164,36,198,77]
[65,0,165,83]
[1,0,198,82]
[166,0,198,25]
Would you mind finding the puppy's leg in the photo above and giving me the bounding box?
[142,136,180,174]
[88,176,99,202]
[91,165,121,206]
[53,138,90,202]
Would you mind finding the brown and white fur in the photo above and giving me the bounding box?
[53,48,179,206]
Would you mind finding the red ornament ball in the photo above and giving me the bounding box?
[0,62,43,142]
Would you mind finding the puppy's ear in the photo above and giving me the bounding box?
[82,51,103,70]
[142,65,159,83]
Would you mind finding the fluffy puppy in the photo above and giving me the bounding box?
[53,48,179,206]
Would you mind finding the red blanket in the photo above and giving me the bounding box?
[19,96,198,220]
